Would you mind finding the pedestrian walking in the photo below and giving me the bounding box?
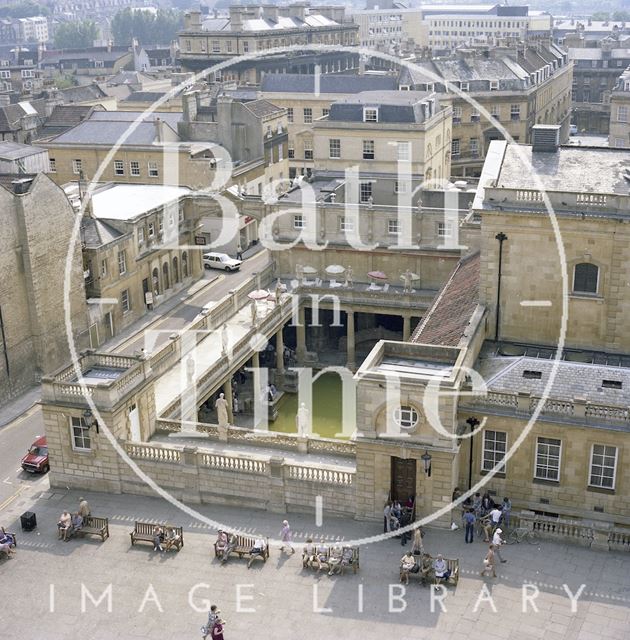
[412,526,424,556]
[463,508,475,543]
[236,244,243,260]
[492,528,507,563]
[280,519,295,554]
[502,497,512,528]
[480,544,497,578]
[383,502,392,533]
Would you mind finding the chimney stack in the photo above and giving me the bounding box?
[154,117,164,143]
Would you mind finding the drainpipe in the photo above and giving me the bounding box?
[494,232,508,342]
[466,416,480,491]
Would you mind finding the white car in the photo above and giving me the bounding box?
[203,252,242,272]
[569,124,578,136]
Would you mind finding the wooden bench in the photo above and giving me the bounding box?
[0,530,16,559]
[130,522,183,551]
[400,555,459,587]
[214,533,269,564]
[303,545,360,575]
[70,516,109,542]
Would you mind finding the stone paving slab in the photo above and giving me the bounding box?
[1,489,629,640]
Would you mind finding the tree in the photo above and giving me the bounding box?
[54,21,99,49]
[591,12,610,21]
[111,8,183,46]
[0,1,49,18]
[612,10,630,22]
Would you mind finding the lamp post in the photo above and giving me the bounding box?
[494,232,507,342]
[466,416,480,490]
[421,450,432,477]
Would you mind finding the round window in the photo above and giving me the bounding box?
[393,406,419,430]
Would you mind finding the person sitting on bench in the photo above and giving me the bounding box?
[247,537,266,568]
[57,511,72,541]
[302,538,316,567]
[67,512,83,540]
[399,551,417,585]
[433,554,451,587]
[0,529,15,557]
[163,526,181,551]
[314,539,329,573]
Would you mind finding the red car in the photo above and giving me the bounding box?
[21,435,49,474]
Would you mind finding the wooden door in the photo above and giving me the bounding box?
[390,457,416,503]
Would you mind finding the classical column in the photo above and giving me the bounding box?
[403,315,411,342]
[252,351,260,369]
[224,377,234,424]
[276,326,285,374]
[296,306,306,362]
[346,309,355,370]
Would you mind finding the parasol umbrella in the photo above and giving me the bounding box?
[368,270,388,281]
[325,264,345,275]
[248,289,270,300]
[400,271,420,281]
[301,265,317,275]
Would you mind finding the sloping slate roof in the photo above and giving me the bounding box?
[261,73,398,93]
[88,110,183,130]
[0,141,46,160]
[41,47,129,64]
[411,252,480,347]
[242,99,284,117]
[50,120,160,145]
[0,99,47,133]
[81,217,124,248]
[56,84,108,103]
[433,57,519,81]
[45,105,94,128]
[107,70,153,85]
[121,91,168,102]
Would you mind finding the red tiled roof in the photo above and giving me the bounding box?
[411,252,480,347]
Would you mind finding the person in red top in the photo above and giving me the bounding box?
[211,621,225,640]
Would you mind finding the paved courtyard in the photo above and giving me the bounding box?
[1,487,629,640]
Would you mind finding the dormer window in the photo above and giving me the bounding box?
[523,370,542,380]
[602,380,622,390]
[363,107,378,122]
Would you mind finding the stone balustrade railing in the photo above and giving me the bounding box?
[155,419,356,457]
[515,511,630,552]
[123,438,356,515]
[466,390,630,426]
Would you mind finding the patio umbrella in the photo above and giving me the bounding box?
[325,264,345,275]
[368,270,388,281]
[248,289,270,300]
[301,266,317,275]
[400,271,420,281]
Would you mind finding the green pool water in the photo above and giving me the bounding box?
[271,372,348,439]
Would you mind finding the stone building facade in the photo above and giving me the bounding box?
[608,66,630,148]
[0,173,89,404]
[178,4,359,83]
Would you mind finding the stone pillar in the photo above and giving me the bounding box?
[268,456,287,513]
[181,446,201,504]
[276,326,285,374]
[224,377,234,424]
[403,315,411,342]
[346,309,355,370]
[252,351,260,369]
[296,306,306,362]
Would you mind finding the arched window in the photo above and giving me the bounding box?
[162,262,170,290]
[172,256,179,283]
[573,262,598,294]
[152,267,160,296]
[182,252,189,278]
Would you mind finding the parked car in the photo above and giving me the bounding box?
[21,435,49,473]
[203,252,242,272]
[570,124,578,135]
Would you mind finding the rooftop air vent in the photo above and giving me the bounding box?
[531,124,560,152]
[602,379,622,389]
[523,370,543,379]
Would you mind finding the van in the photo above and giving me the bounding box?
[203,252,242,272]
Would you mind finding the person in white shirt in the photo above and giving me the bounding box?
[490,506,503,527]
[383,503,391,533]
[247,538,267,568]
[492,528,507,563]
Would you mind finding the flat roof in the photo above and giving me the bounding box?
[495,143,630,195]
[90,184,190,221]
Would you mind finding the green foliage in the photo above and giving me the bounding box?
[111,8,183,46]
[612,10,630,21]
[591,11,610,20]
[54,21,99,49]
[0,1,49,18]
